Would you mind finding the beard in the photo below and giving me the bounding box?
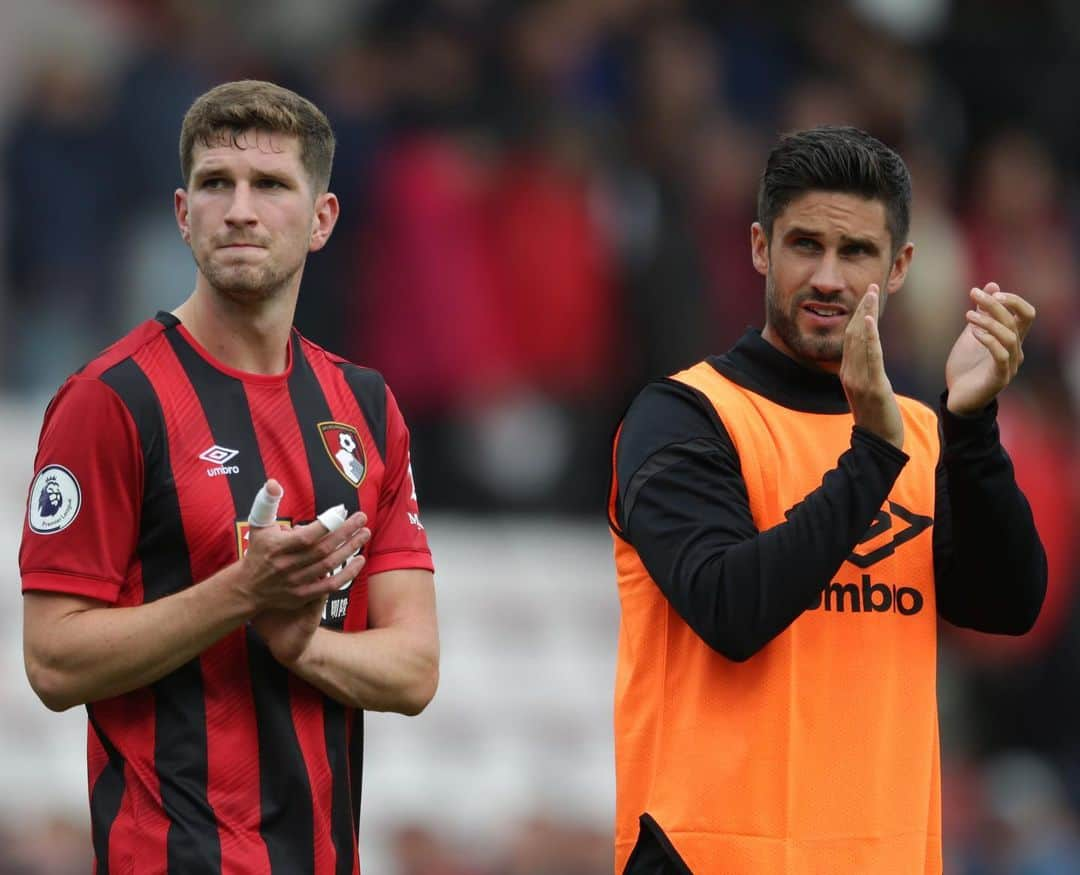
[764,270,888,367]
[193,244,302,303]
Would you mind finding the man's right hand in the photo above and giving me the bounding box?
[839,285,905,451]
[240,509,369,613]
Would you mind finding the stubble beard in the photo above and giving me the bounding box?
[764,271,845,366]
[194,248,302,304]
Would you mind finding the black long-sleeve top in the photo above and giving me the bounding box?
[613,330,1047,663]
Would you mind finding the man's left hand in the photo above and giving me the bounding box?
[945,283,1036,415]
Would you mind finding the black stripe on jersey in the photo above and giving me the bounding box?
[87,711,126,873]
[326,699,354,874]
[349,714,364,839]
[336,363,387,462]
[164,329,316,874]
[289,334,360,872]
[100,357,223,874]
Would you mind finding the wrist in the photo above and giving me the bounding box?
[215,561,261,622]
[284,625,323,673]
[945,396,988,417]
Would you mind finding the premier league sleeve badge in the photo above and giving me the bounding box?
[28,464,82,534]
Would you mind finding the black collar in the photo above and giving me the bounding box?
[708,329,852,414]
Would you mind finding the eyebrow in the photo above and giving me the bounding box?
[190,165,230,182]
[191,165,297,185]
[785,227,882,250]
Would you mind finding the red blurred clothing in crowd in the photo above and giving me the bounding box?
[487,151,618,400]
[945,388,1079,661]
[349,135,618,412]
[350,136,512,416]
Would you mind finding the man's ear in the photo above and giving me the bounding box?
[309,192,340,253]
[175,189,191,244]
[751,222,770,277]
[885,241,915,296]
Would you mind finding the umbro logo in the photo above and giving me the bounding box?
[199,445,240,477]
[801,501,933,618]
[199,445,239,464]
[848,501,933,568]
[784,500,932,568]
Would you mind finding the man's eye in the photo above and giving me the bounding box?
[794,238,819,250]
[202,178,227,189]
[257,179,286,189]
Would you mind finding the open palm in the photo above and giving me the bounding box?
[945,284,1035,416]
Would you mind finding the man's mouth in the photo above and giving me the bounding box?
[802,302,848,318]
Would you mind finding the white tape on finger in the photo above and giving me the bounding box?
[317,504,348,532]
[249,483,284,527]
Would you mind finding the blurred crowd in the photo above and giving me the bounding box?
[2,0,1080,872]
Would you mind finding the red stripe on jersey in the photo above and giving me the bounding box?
[203,634,270,875]
[290,674,339,875]
[93,691,170,872]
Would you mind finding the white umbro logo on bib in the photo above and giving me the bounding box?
[199,445,240,478]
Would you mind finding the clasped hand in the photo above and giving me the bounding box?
[241,511,369,663]
[945,282,1035,416]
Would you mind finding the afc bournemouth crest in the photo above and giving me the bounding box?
[28,464,82,534]
[318,421,366,486]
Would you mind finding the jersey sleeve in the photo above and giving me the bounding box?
[19,375,143,602]
[933,395,1046,633]
[364,385,434,576]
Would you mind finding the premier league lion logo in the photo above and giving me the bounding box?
[38,476,63,518]
[28,464,81,534]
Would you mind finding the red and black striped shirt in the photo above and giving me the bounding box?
[20,313,434,874]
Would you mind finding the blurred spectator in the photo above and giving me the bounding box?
[693,115,767,352]
[389,823,486,875]
[883,142,971,401]
[1,817,89,874]
[295,38,392,354]
[961,752,1080,875]
[963,130,1078,351]
[2,56,122,394]
[493,816,609,875]
[608,13,720,388]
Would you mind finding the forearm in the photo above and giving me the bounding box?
[25,564,254,711]
[935,398,1047,633]
[632,427,907,661]
[287,624,439,715]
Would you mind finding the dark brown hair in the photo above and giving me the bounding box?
[179,80,335,192]
[758,125,911,251]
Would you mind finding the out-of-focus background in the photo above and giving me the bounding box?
[1,0,1079,872]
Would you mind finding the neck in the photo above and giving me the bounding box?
[173,276,298,375]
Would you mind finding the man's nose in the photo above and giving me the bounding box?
[809,250,845,295]
[224,183,258,225]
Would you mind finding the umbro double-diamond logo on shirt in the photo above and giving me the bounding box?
[847,501,933,568]
[199,445,240,478]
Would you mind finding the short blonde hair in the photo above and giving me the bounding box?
[179,80,335,192]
